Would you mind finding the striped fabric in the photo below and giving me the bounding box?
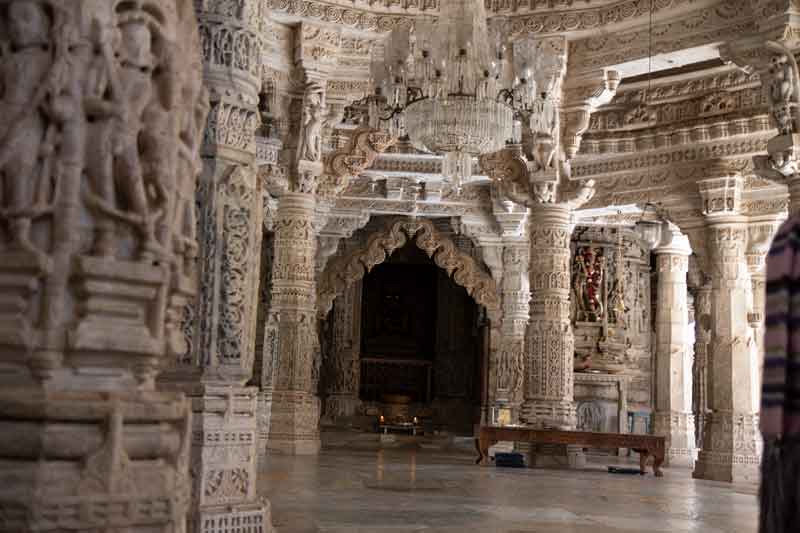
[763,217,800,438]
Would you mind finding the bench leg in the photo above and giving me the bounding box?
[475,436,492,466]
[635,448,648,475]
[653,455,664,477]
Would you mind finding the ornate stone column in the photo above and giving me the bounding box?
[158,0,272,529]
[652,224,696,467]
[693,173,761,483]
[492,237,530,420]
[0,2,204,530]
[523,204,577,429]
[322,280,363,422]
[267,183,323,455]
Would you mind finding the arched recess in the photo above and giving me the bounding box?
[317,217,501,323]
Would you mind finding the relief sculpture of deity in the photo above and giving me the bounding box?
[0,1,60,257]
[572,246,605,322]
[298,84,325,163]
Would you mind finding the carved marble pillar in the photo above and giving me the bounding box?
[693,175,761,483]
[0,2,204,530]
[267,187,322,455]
[692,285,712,451]
[322,280,363,422]
[157,0,271,530]
[652,225,696,467]
[522,204,577,429]
[492,239,530,421]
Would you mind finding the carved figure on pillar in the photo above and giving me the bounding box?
[0,1,206,530]
[0,1,55,256]
[299,83,326,163]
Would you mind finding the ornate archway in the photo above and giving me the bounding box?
[317,217,501,322]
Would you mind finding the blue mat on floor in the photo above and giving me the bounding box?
[495,452,525,468]
[607,466,641,475]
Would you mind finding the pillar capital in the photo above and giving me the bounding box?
[698,169,744,219]
[654,222,692,260]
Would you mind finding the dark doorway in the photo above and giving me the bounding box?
[358,238,483,434]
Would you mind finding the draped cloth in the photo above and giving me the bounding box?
[761,216,800,532]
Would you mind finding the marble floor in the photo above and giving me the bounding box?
[259,444,758,533]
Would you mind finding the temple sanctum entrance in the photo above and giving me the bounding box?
[320,238,488,436]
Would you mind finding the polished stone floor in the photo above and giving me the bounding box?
[259,443,758,533]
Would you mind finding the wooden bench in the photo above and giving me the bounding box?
[475,425,666,477]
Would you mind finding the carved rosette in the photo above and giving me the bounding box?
[0,1,206,530]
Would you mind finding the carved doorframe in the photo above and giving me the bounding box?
[317,217,502,420]
[317,217,501,323]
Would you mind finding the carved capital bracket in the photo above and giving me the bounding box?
[697,165,745,218]
[654,221,692,258]
[746,220,782,274]
[561,69,621,160]
[480,145,596,213]
[320,127,397,197]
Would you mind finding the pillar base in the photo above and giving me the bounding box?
[520,399,576,430]
[652,411,696,468]
[191,500,273,533]
[693,412,761,483]
[267,390,321,455]
[0,390,192,532]
[693,451,760,483]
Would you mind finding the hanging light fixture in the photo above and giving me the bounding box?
[358,0,548,190]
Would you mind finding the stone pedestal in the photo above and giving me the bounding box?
[178,384,269,533]
[693,209,761,482]
[652,226,696,467]
[267,190,322,455]
[0,2,205,530]
[522,204,577,429]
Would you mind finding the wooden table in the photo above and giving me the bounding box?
[475,425,666,477]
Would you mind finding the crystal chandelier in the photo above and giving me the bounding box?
[362,0,548,190]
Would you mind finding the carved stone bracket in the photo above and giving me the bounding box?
[321,127,397,196]
[561,70,621,160]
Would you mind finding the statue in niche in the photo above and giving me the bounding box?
[298,84,325,162]
[0,1,58,255]
[572,246,605,322]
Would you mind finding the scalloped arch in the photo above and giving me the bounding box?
[317,217,501,321]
